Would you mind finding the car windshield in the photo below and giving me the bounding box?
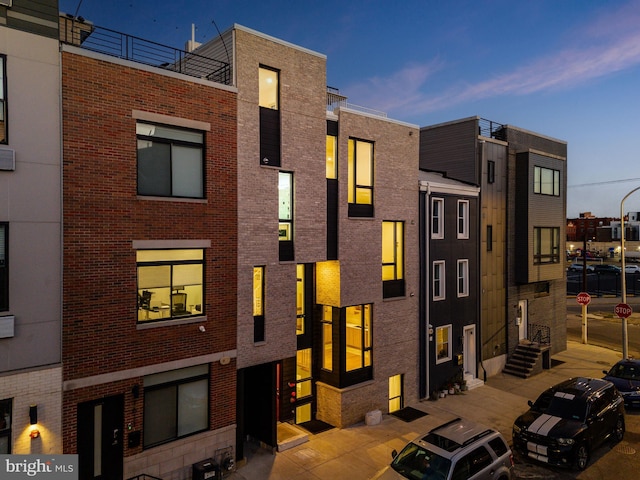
[391,442,451,480]
[608,363,640,380]
[533,392,587,421]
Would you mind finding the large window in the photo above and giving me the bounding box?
[534,166,560,196]
[433,260,445,301]
[435,325,452,364]
[137,249,204,322]
[345,304,372,372]
[137,122,204,198]
[0,55,6,144]
[253,266,265,342]
[0,398,11,453]
[143,365,209,448]
[348,138,374,217]
[457,259,469,297]
[534,227,560,264]
[457,200,469,239]
[382,221,405,298]
[279,172,294,261]
[259,66,280,166]
[432,198,444,239]
[0,223,7,311]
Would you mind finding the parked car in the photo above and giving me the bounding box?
[592,264,621,273]
[512,377,625,470]
[603,358,640,408]
[567,263,594,272]
[372,417,513,480]
[624,265,640,274]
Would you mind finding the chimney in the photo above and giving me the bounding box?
[185,23,201,52]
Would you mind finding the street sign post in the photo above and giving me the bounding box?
[576,292,591,305]
[615,303,632,319]
[577,292,591,344]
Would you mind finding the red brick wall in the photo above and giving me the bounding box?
[61,51,237,451]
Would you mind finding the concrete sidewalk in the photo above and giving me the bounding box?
[227,341,632,480]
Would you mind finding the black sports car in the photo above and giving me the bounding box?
[512,377,625,470]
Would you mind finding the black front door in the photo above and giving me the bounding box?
[77,395,124,480]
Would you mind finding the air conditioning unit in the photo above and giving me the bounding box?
[0,148,15,171]
[0,1,12,8]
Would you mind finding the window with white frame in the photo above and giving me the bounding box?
[435,325,452,364]
[457,259,469,297]
[136,122,204,198]
[431,198,444,239]
[457,200,469,239]
[143,365,209,448]
[433,260,445,301]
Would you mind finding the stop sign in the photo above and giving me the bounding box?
[615,303,632,318]
[576,292,591,305]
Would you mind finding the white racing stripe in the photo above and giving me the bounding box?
[528,414,562,435]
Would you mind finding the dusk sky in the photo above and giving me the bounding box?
[60,0,640,218]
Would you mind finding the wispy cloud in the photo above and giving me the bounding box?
[348,0,640,117]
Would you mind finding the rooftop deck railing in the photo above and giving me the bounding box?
[59,15,231,85]
[478,118,506,141]
[326,86,387,118]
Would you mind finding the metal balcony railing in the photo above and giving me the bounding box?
[59,15,231,85]
[478,118,506,141]
[326,86,387,118]
[528,323,551,345]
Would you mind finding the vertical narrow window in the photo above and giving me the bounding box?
[253,266,265,342]
[435,325,452,364]
[0,223,7,311]
[326,134,337,179]
[382,221,405,298]
[487,160,495,184]
[136,122,204,198]
[457,259,469,297]
[345,304,372,372]
[259,66,281,166]
[433,260,445,301]
[279,172,294,261]
[0,397,12,453]
[388,374,403,413]
[457,200,469,239]
[296,348,312,400]
[296,264,304,335]
[487,225,493,252]
[321,306,333,371]
[431,198,444,239]
[0,55,6,144]
[347,138,374,217]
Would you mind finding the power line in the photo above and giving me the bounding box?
[568,178,640,188]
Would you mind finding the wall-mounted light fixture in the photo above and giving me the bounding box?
[29,404,39,438]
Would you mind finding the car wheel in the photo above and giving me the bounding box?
[613,416,625,442]
[575,444,589,470]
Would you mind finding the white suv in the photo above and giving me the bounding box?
[373,417,513,480]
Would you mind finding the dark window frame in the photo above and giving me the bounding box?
[533,226,560,264]
[348,137,374,217]
[486,225,493,252]
[259,65,281,166]
[136,121,205,199]
[143,366,210,449]
[0,397,12,453]
[253,266,265,342]
[382,221,405,298]
[0,223,7,311]
[0,54,7,144]
[487,160,495,184]
[136,249,205,324]
[533,166,560,196]
[279,171,294,261]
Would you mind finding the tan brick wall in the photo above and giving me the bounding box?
[234,29,328,369]
[0,367,63,454]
